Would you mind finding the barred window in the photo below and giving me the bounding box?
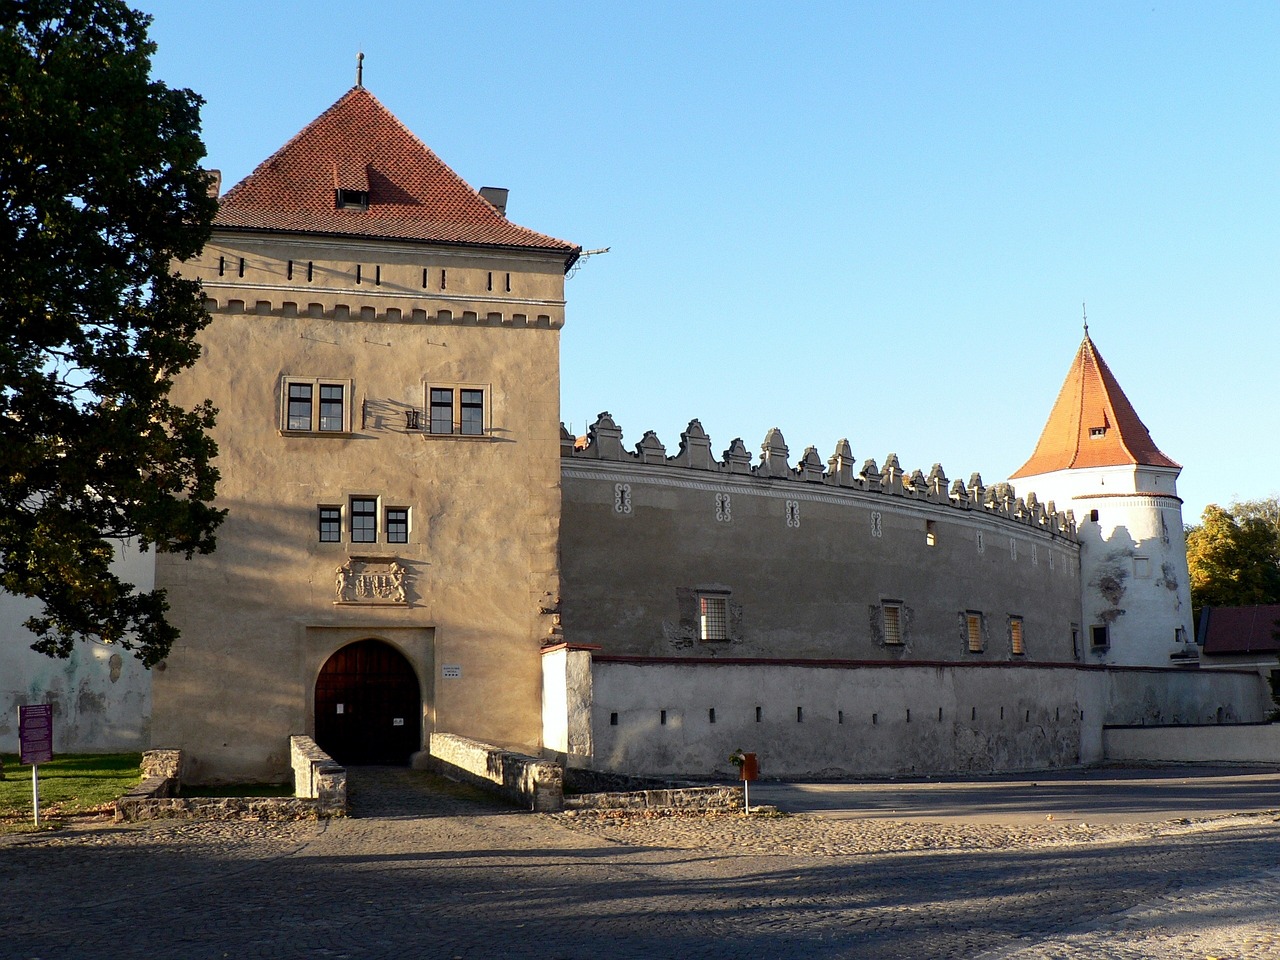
[966,612,984,653]
[699,594,729,641]
[883,603,903,645]
[1010,617,1025,655]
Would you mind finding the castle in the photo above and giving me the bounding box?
[2,85,1269,781]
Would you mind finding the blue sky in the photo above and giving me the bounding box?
[136,1,1280,524]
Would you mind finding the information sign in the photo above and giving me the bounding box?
[19,704,53,765]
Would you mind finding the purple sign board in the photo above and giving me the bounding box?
[19,703,53,765]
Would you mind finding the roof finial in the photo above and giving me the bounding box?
[356,51,364,89]
[1082,301,1089,337]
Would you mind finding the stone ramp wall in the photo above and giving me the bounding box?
[425,732,564,812]
[115,740,347,821]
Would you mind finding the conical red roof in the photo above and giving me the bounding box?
[214,87,578,267]
[1010,333,1179,478]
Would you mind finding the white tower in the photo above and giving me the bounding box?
[1010,331,1196,667]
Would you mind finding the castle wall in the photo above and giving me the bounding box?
[0,542,154,753]
[578,658,1269,778]
[152,233,566,783]
[561,417,1082,663]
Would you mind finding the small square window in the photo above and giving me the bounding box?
[318,506,341,542]
[699,594,729,641]
[350,497,377,543]
[966,612,984,653]
[1133,556,1151,579]
[1010,617,1025,655]
[1091,625,1110,649]
[386,507,408,544]
[882,603,903,645]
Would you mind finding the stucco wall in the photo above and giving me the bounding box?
[0,541,154,753]
[1104,722,1280,765]
[583,658,1270,778]
[590,659,1089,778]
[152,232,566,782]
[562,425,1082,664]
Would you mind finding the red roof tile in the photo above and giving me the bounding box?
[215,87,579,268]
[1010,333,1179,478]
[1200,604,1280,655]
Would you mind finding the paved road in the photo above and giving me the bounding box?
[752,765,1280,824]
[2,767,1278,960]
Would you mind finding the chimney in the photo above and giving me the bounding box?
[205,169,222,198]
[479,186,508,216]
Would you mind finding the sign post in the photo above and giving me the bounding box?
[19,704,53,827]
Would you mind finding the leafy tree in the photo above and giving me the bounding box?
[1,1,223,666]
[1185,502,1280,612]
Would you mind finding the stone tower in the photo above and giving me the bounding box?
[152,85,579,781]
[1010,332,1196,667]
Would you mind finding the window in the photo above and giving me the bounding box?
[925,520,936,546]
[318,506,341,543]
[1134,556,1151,579]
[386,507,409,544]
[350,497,377,543]
[1010,616,1025,655]
[966,612,984,653]
[288,383,314,431]
[283,378,351,433]
[1089,426,1107,439]
[336,189,368,210]
[699,594,729,641]
[882,603,903,645]
[425,384,489,437]
[1091,624,1110,649]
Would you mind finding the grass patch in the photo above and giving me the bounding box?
[181,783,293,798]
[0,753,142,831]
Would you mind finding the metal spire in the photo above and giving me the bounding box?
[1082,302,1089,337]
[356,51,364,89]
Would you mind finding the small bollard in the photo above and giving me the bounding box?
[740,752,758,812]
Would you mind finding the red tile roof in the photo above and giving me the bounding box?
[1010,333,1179,478]
[215,87,579,268]
[1199,604,1280,655]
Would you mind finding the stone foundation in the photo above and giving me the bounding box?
[564,784,744,812]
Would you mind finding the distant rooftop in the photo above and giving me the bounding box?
[1199,604,1280,656]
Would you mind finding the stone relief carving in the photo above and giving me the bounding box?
[335,558,408,604]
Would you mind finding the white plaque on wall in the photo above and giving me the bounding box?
[442,665,462,679]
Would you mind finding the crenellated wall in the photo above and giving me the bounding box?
[565,413,1079,536]
[560,413,1083,664]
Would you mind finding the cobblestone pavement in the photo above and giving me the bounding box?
[2,768,1278,960]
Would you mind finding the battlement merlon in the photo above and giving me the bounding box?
[564,413,1078,540]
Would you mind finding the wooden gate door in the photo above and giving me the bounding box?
[314,639,421,765]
